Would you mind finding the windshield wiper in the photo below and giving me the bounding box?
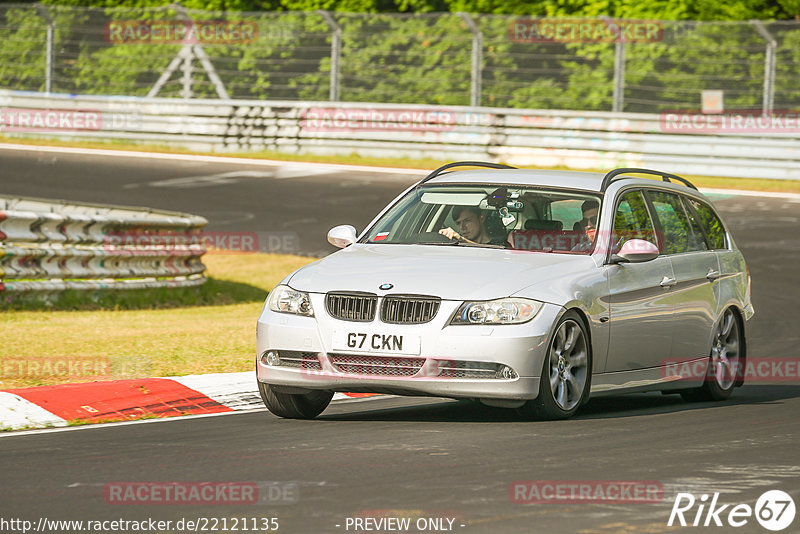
[416,239,460,246]
[413,238,505,249]
[455,242,507,249]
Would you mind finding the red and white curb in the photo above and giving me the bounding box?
[0,372,377,431]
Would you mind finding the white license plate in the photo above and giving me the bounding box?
[331,331,421,355]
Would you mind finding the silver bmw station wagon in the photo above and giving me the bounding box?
[256,162,753,420]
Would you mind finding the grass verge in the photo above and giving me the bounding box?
[0,253,315,389]
[2,135,799,193]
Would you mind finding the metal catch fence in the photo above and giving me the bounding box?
[2,4,799,114]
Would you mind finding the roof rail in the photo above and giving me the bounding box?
[601,167,698,191]
[417,161,517,185]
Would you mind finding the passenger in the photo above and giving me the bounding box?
[439,206,507,246]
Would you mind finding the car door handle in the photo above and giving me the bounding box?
[660,276,677,288]
[706,269,721,281]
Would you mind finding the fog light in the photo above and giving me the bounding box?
[262,351,281,366]
[497,365,517,379]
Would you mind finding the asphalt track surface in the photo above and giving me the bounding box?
[1,146,799,533]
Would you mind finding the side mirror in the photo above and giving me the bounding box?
[327,225,358,248]
[611,239,660,263]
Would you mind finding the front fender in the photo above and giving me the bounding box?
[513,267,610,375]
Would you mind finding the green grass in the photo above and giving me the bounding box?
[0,422,60,432]
[65,414,160,427]
[0,253,315,389]
[0,278,263,311]
[2,135,799,193]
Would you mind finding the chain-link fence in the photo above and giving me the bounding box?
[1,3,799,113]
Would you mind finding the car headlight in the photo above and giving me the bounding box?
[450,298,543,325]
[267,284,314,317]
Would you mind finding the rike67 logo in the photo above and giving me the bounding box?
[668,490,795,531]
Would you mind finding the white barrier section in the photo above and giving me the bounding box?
[0,90,799,180]
[0,195,208,297]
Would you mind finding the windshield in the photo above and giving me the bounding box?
[361,184,603,254]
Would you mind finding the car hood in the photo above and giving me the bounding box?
[287,244,595,301]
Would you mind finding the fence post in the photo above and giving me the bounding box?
[458,12,482,107]
[751,20,776,115]
[35,4,55,94]
[612,39,626,112]
[318,10,342,102]
[181,48,194,99]
[193,45,231,100]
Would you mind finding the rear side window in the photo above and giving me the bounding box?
[687,198,727,249]
[611,190,657,253]
[648,190,707,254]
[680,196,709,251]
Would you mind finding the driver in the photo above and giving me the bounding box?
[573,200,599,240]
[439,206,506,246]
[571,200,600,251]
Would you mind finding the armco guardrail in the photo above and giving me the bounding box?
[0,195,208,297]
[1,91,799,180]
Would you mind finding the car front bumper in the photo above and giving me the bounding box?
[256,295,563,401]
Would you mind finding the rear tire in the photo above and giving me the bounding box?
[680,308,742,402]
[258,382,333,419]
[517,310,591,420]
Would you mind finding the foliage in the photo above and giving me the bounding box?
[18,0,798,20]
[2,1,799,111]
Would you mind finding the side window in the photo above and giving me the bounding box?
[611,190,657,253]
[687,198,727,249]
[648,191,706,254]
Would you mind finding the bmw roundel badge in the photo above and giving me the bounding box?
[379,283,393,290]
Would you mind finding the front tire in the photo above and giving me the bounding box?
[258,382,333,419]
[517,311,591,420]
[681,308,742,402]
